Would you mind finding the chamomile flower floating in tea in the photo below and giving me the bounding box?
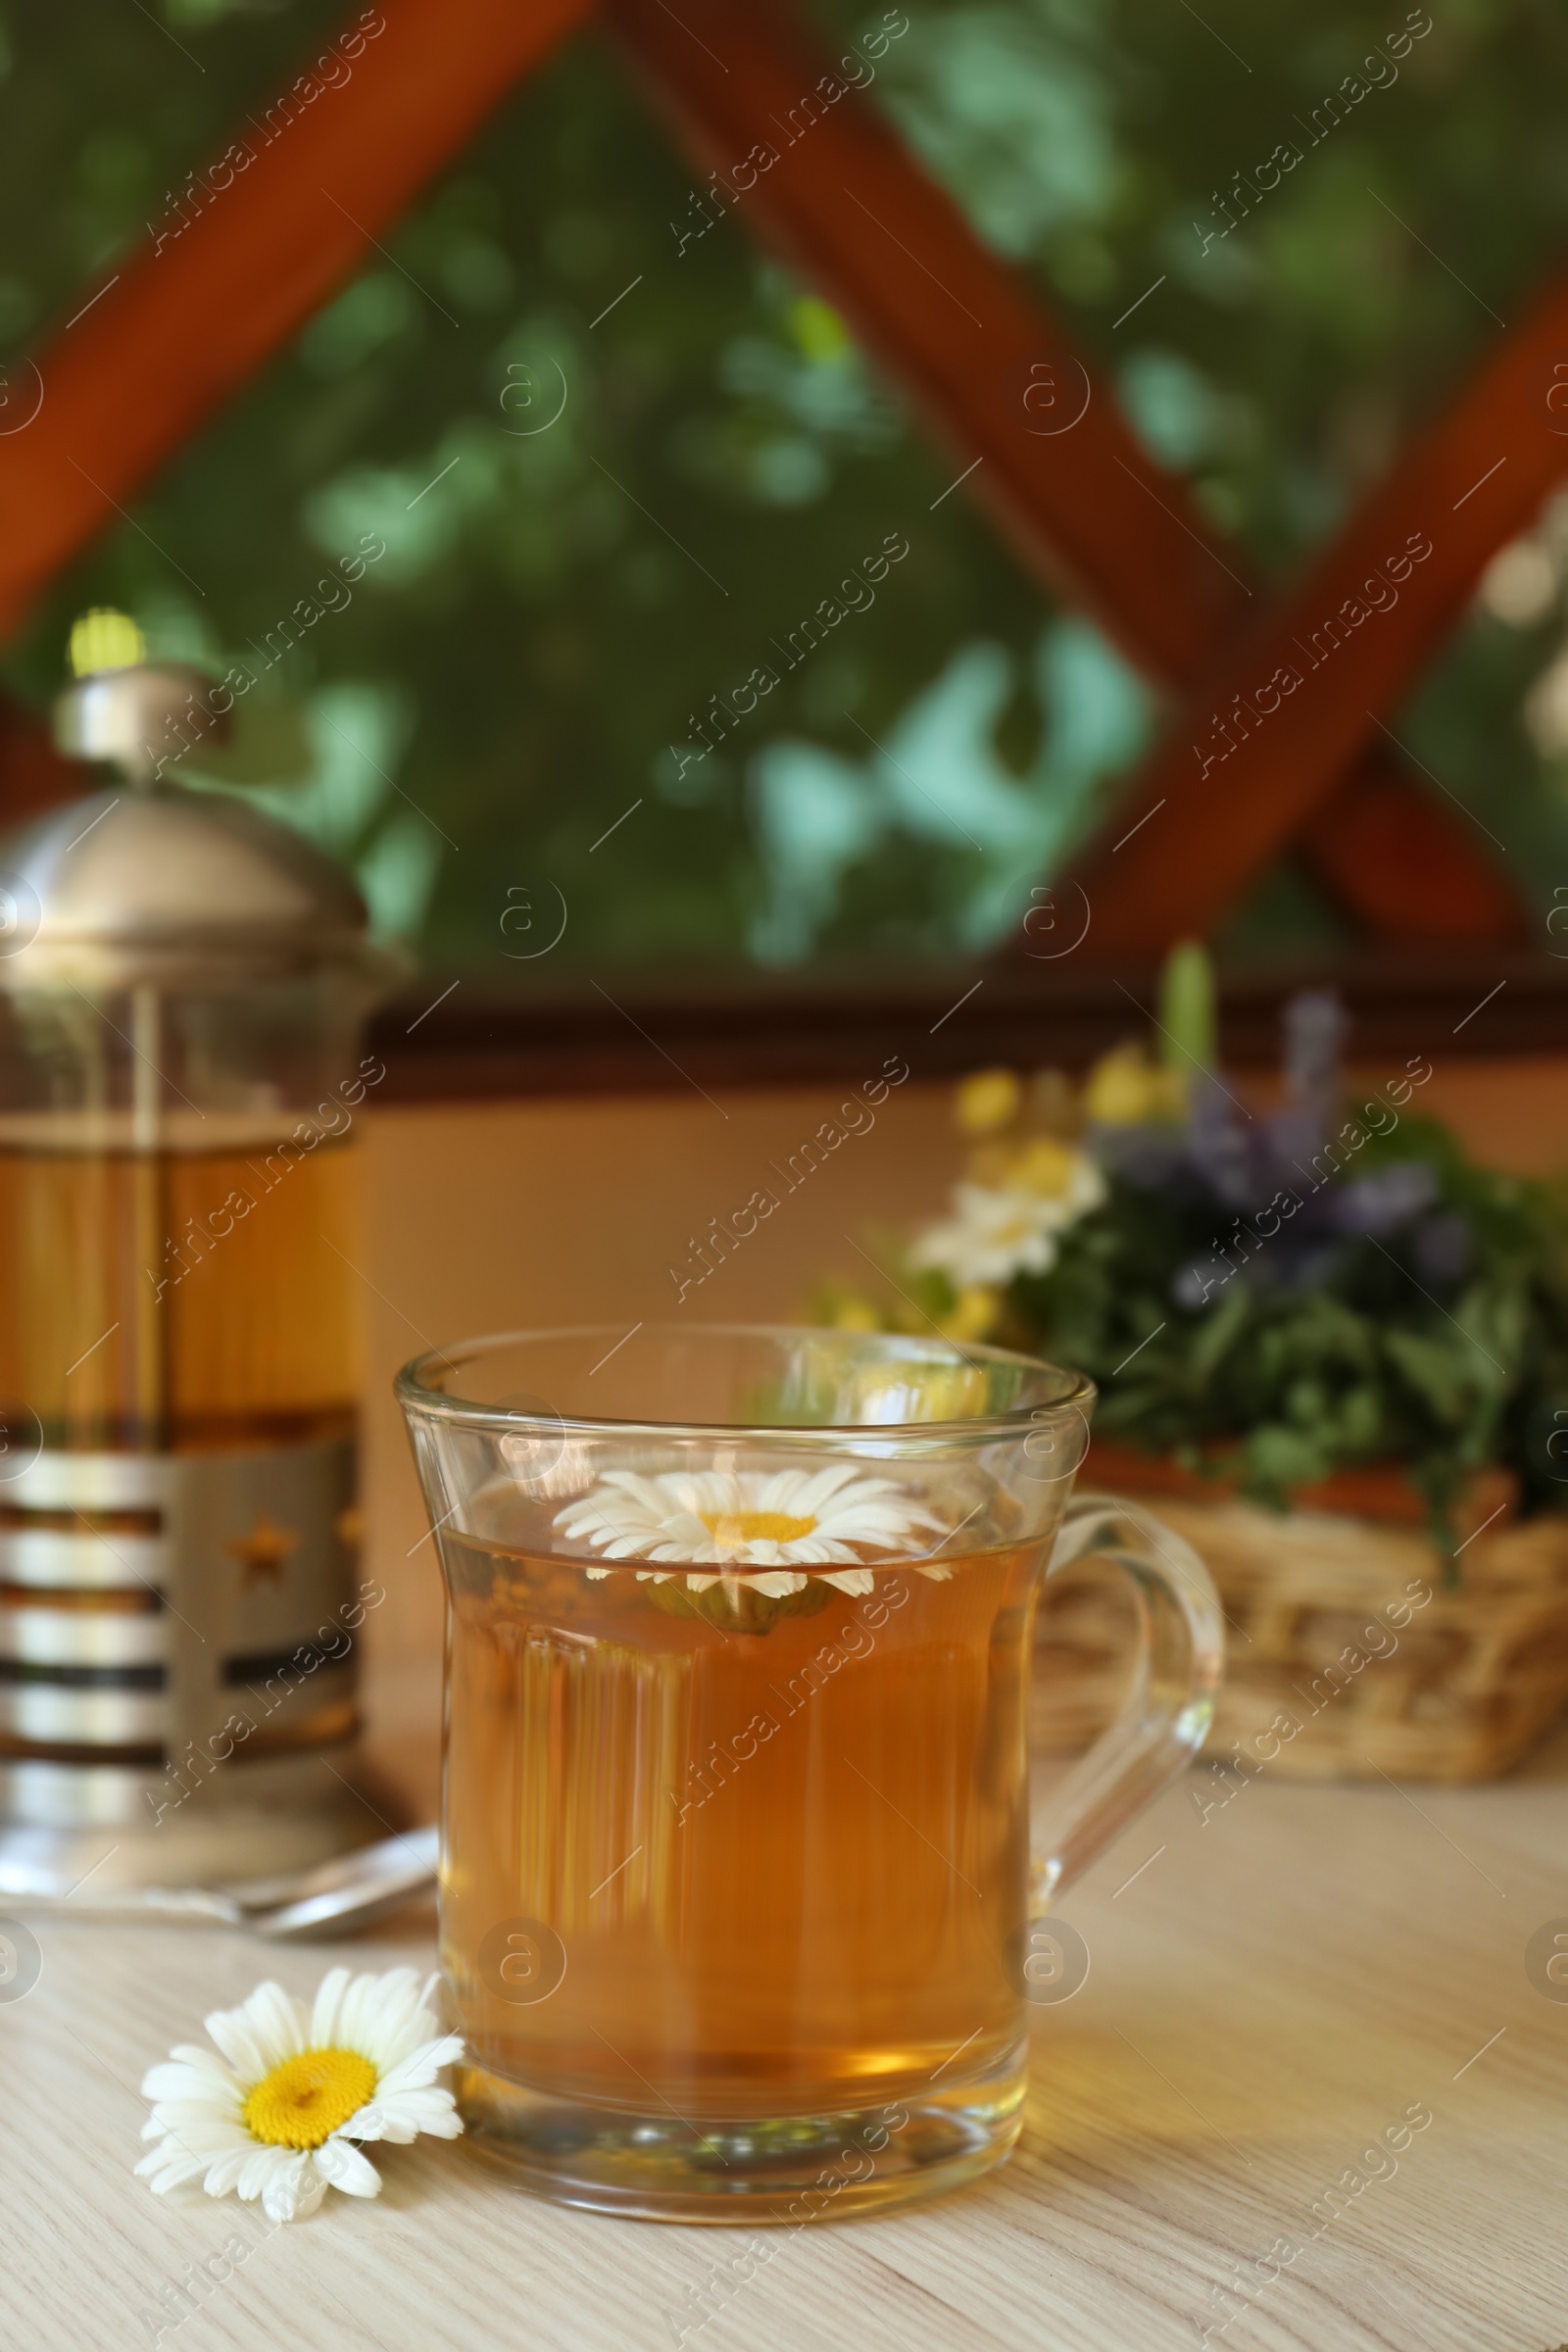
[135,1967,464,2223]
[555,1464,943,1595]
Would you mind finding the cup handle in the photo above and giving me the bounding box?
[1029,1492,1225,1907]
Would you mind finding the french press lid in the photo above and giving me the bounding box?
[0,610,370,992]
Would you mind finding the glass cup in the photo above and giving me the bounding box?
[397,1323,1223,2223]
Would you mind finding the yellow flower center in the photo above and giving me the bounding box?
[700,1510,816,1549]
[242,2047,377,2149]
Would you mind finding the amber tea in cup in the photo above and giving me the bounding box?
[398,1325,1222,2223]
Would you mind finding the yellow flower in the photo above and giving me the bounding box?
[1085,1043,1188,1126]
[1011,1138,1084,1199]
[956,1067,1021,1136]
[938,1285,1000,1342]
[966,1135,1099,1200]
[830,1296,882,1333]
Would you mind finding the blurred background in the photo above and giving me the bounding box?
[5,0,1568,976]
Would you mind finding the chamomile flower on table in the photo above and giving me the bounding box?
[555,1463,946,1595]
[136,1967,464,2222]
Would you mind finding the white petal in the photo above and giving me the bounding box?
[246,1979,311,2060]
[206,1981,305,2081]
[261,2152,325,2224]
[604,1470,673,1514]
[645,1532,713,1561]
[349,1967,447,2077]
[344,2103,410,2144]
[372,2034,464,2101]
[349,2080,463,2141]
[661,1510,710,1544]
[400,2116,462,2143]
[236,2145,288,2202]
[134,2146,210,2192]
[310,1966,354,2049]
[671,1471,730,1515]
[202,2146,258,2196]
[339,1969,420,2071]
[144,2105,250,2145]
[790,1464,859,1516]
[177,2121,256,2157]
[201,2008,271,2083]
[369,2003,451,2080]
[820,1568,875,1594]
[374,2080,463,2122]
[743,1470,795,1517]
[141,2059,241,2106]
[315,2136,383,2198]
[385,2086,464,2124]
[163,2044,242,2089]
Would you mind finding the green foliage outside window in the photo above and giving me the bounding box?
[1,0,1564,972]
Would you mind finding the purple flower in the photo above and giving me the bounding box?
[1186,1074,1256,1204]
[1283,990,1347,1124]
[1332,1164,1437,1236]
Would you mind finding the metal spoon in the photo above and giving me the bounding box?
[243,1824,439,1939]
[11,1826,439,1940]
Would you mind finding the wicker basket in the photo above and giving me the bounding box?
[1034,1443,1568,1783]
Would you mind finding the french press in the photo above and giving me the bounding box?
[0,612,387,1891]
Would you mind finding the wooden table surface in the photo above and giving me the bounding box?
[8,1714,1568,2352]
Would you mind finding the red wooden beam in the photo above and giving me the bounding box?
[1065,272,1568,956]
[0,701,81,829]
[1298,758,1521,943]
[0,0,591,644]
[602,0,1248,687]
